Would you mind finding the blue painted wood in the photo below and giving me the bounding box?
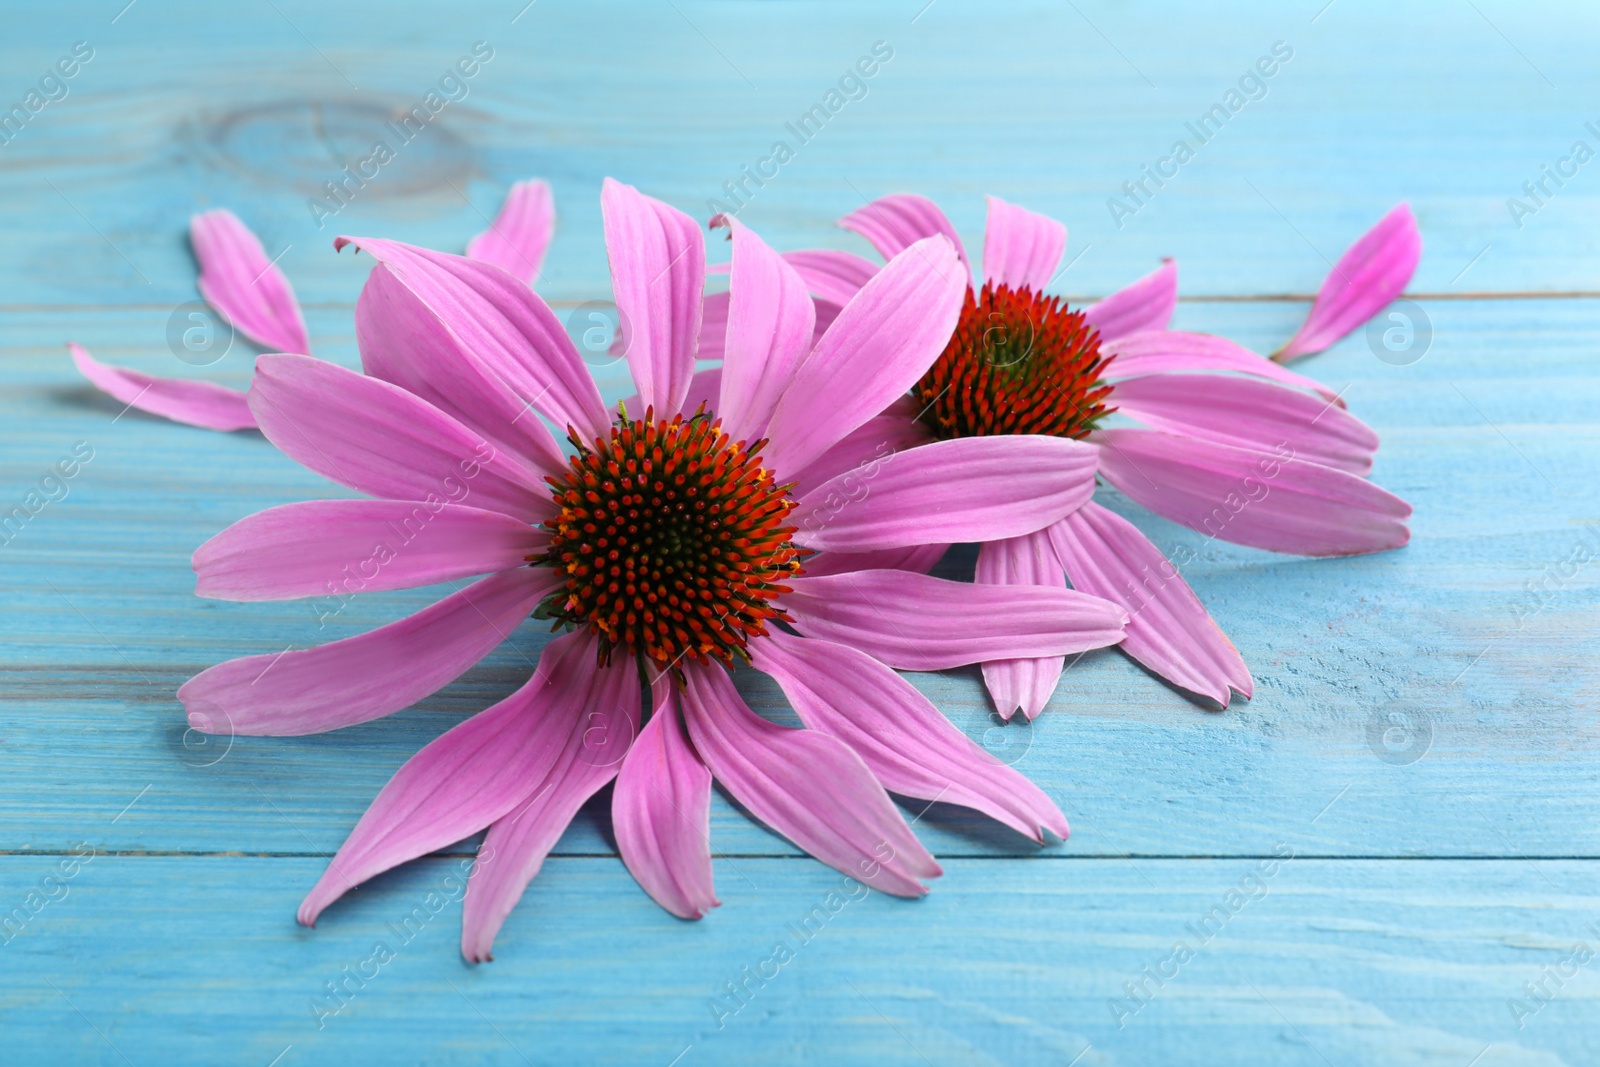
[2,0,1599,1063]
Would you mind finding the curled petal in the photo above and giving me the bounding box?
[981,196,1066,293]
[1048,503,1251,706]
[975,529,1070,722]
[782,249,880,306]
[1276,204,1421,362]
[601,178,704,418]
[194,500,546,601]
[680,660,939,897]
[838,193,972,288]
[68,344,255,432]
[612,681,718,920]
[784,569,1125,671]
[191,209,310,355]
[1094,428,1412,557]
[464,179,555,285]
[1082,260,1177,343]
[179,567,557,737]
[752,631,1069,843]
[793,435,1098,553]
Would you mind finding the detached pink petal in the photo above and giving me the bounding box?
[974,529,1070,722]
[782,249,880,306]
[793,435,1098,553]
[179,567,557,737]
[194,500,546,602]
[680,660,939,897]
[298,629,617,927]
[459,640,640,961]
[799,543,949,578]
[981,196,1066,293]
[190,209,310,355]
[1095,428,1412,557]
[337,235,609,446]
[68,344,256,432]
[752,631,1069,843]
[712,215,816,444]
[1111,372,1379,476]
[838,193,972,288]
[762,236,966,480]
[248,354,552,525]
[1049,503,1251,706]
[612,681,719,920]
[1276,204,1421,361]
[464,179,555,285]
[784,569,1125,671]
[601,178,703,417]
[1104,330,1344,406]
[1082,260,1177,343]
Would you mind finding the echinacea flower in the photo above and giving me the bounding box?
[774,194,1419,714]
[68,179,554,432]
[181,179,1130,960]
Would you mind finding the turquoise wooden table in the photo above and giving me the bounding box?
[4,1,1598,1063]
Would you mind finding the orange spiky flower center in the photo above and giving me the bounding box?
[913,282,1115,441]
[534,406,802,674]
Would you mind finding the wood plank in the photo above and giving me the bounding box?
[2,300,1595,860]
[1,0,1597,305]
[1,855,1595,1066]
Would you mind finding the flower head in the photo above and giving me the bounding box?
[182,179,1129,960]
[777,193,1419,715]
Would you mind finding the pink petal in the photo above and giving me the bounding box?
[697,291,729,361]
[788,415,933,501]
[981,196,1067,293]
[68,344,256,432]
[1049,503,1251,706]
[784,569,1125,671]
[336,235,609,446]
[459,639,640,961]
[793,435,1098,553]
[190,209,310,355]
[799,543,949,579]
[762,236,966,480]
[838,193,972,288]
[1094,428,1412,557]
[179,566,557,737]
[299,628,624,927]
[974,529,1069,722]
[611,681,718,920]
[711,215,816,444]
[622,366,721,420]
[248,354,552,525]
[601,178,703,417]
[1111,372,1379,476]
[680,659,939,896]
[464,179,555,285]
[1082,260,1177,343]
[355,265,567,477]
[781,249,880,306]
[1276,204,1421,361]
[752,631,1068,843]
[194,500,546,602]
[1104,330,1344,406]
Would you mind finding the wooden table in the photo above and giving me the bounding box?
[3,1,1595,1063]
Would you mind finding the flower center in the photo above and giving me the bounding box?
[534,408,802,672]
[912,282,1115,441]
